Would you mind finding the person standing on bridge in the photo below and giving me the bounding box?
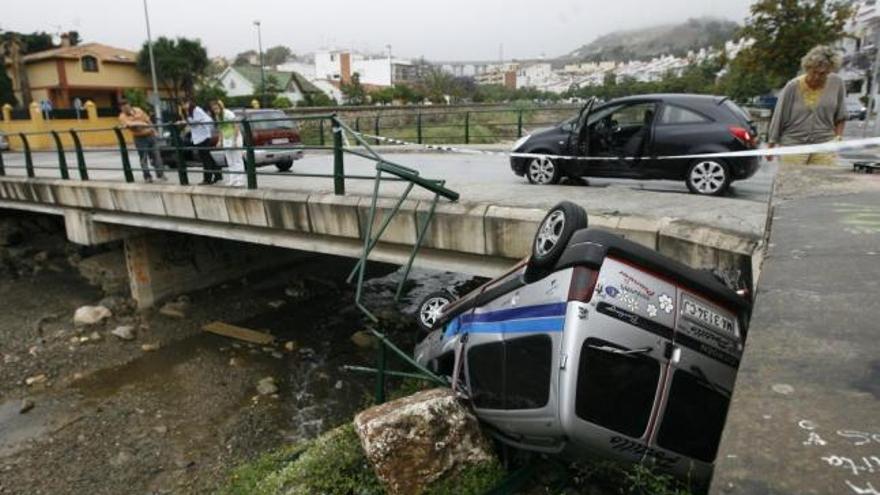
[210,100,245,187]
[118,99,166,183]
[767,45,847,165]
[181,98,222,185]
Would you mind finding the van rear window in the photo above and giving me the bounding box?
[468,335,552,410]
[656,370,730,462]
[576,338,659,438]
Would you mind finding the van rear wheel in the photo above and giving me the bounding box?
[529,201,588,270]
[416,290,455,333]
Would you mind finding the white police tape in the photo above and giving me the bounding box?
[351,131,880,162]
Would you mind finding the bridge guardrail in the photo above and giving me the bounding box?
[0,113,465,197]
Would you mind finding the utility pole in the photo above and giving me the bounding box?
[386,44,393,86]
[142,0,162,127]
[254,20,266,108]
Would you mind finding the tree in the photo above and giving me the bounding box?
[234,50,257,66]
[0,30,81,106]
[732,0,854,91]
[340,73,367,105]
[272,95,293,108]
[303,91,335,107]
[136,37,209,100]
[255,74,282,98]
[264,45,292,67]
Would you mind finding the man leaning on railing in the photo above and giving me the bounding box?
[118,99,166,183]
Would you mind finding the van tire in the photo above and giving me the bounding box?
[416,290,455,333]
[529,201,588,270]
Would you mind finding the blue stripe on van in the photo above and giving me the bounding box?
[460,302,567,324]
[461,316,565,334]
[444,302,567,338]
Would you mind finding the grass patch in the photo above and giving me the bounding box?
[424,460,506,495]
[218,444,307,495]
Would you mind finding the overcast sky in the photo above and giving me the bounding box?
[3,0,754,61]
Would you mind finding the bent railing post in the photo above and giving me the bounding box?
[332,116,345,195]
[112,127,135,183]
[318,118,325,146]
[417,112,422,144]
[241,118,258,189]
[373,115,380,145]
[464,111,470,144]
[375,342,387,404]
[517,109,524,138]
[19,133,34,178]
[69,130,88,180]
[50,131,70,180]
[168,125,189,186]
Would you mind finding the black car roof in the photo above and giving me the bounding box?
[603,93,727,106]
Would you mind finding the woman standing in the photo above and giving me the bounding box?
[181,98,222,184]
[767,45,847,165]
[210,100,246,187]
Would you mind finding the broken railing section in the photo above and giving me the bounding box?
[336,119,457,404]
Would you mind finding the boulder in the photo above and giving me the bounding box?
[354,388,498,495]
[73,305,112,327]
[110,325,136,341]
[77,251,129,295]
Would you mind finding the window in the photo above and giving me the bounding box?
[660,105,710,125]
[81,56,99,73]
[656,370,730,462]
[576,338,659,438]
[467,335,553,410]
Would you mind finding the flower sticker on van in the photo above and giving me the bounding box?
[659,294,674,314]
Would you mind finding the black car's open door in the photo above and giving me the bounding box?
[573,97,596,155]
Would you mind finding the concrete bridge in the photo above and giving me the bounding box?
[0,170,767,309]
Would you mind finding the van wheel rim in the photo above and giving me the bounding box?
[420,297,450,328]
[528,157,555,184]
[535,210,565,257]
[690,161,725,193]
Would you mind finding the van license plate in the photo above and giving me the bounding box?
[682,297,735,336]
[271,138,289,144]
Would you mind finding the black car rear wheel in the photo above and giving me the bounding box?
[526,156,560,185]
[686,159,731,196]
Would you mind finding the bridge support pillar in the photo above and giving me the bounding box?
[64,210,135,246]
[123,232,304,309]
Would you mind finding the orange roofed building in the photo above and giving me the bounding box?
[3,37,173,109]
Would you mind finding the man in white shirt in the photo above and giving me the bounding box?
[181,98,221,185]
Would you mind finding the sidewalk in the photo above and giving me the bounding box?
[712,165,880,494]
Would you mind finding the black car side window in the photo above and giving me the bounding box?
[659,105,711,125]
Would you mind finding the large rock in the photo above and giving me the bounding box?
[73,305,112,327]
[77,251,129,295]
[354,388,498,495]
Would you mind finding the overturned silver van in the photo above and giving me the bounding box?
[414,202,751,484]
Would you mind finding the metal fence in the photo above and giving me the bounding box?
[292,105,582,146]
[0,114,464,199]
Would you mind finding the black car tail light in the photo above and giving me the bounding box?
[728,126,755,147]
[568,266,599,303]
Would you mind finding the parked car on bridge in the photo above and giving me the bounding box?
[159,109,303,172]
[414,201,751,485]
[510,94,760,196]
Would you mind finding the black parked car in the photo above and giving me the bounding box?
[510,94,760,196]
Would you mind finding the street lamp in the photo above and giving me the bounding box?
[142,0,162,127]
[254,20,266,108]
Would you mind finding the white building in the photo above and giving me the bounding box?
[313,50,418,87]
[218,65,326,105]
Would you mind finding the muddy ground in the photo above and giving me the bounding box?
[0,212,450,495]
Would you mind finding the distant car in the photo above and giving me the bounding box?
[510,94,761,196]
[0,133,8,152]
[160,108,303,172]
[846,101,867,121]
[414,201,752,486]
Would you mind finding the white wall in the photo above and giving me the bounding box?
[219,68,255,97]
[276,62,316,80]
[353,58,392,86]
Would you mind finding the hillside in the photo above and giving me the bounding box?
[564,18,740,62]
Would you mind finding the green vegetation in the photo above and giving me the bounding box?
[135,36,210,100]
[0,30,82,107]
[718,0,854,98]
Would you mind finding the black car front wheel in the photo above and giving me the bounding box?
[526,156,560,185]
[276,159,294,172]
[686,159,731,196]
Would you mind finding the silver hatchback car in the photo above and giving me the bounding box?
[414,202,751,484]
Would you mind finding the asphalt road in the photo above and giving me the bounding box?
[0,148,778,204]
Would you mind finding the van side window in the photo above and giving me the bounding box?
[467,335,553,410]
[575,338,659,438]
[656,370,730,462]
[659,105,709,125]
